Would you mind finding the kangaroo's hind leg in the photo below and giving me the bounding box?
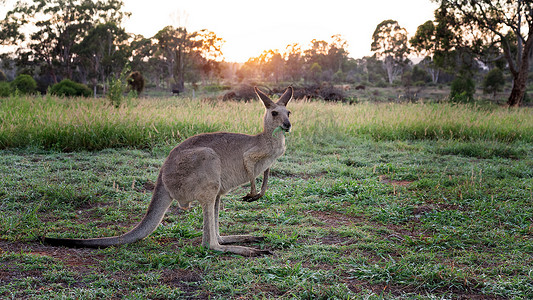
[214,195,265,245]
[163,147,269,256]
[202,198,271,256]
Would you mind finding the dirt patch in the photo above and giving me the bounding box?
[142,179,155,192]
[257,283,285,297]
[0,240,206,297]
[344,276,503,299]
[1,240,104,272]
[0,240,103,292]
[159,269,206,299]
[317,233,356,246]
[304,211,361,246]
[308,210,358,228]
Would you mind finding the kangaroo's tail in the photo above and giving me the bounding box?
[43,173,173,248]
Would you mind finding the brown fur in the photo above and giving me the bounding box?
[127,71,145,95]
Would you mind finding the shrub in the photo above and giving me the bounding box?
[450,74,475,102]
[107,67,132,108]
[50,79,92,97]
[0,81,10,97]
[411,65,432,83]
[107,75,127,107]
[11,74,37,94]
[483,68,504,98]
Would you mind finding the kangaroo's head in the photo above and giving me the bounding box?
[255,86,293,134]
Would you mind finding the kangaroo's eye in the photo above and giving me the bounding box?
[288,111,291,117]
[271,111,278,117]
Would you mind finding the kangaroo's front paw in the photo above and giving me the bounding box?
[242,193,262,202]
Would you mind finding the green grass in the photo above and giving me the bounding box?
[1,95,532,151]
[1,95,532,298]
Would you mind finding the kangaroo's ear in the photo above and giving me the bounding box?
[255,87,276,109]
[276,86,293,106]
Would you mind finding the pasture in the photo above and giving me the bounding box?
[1,95,532,299]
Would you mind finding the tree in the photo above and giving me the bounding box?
[129,34,167,89]
[284,43,303,81]
[371,20,410,84]
[360,56,388,86]
[76,22,130,95]
[303,35,350,82]
[192,29,225,62]
[153,26,223,91]
[0,0,128,83]
[154,26,188,91]
[192,29,225,84]
[435,0,533,106]
[257,49,284,83]
[327,34,350,73]
[235,35,350,84]
[411,21,442,83]
[309,62,322,83]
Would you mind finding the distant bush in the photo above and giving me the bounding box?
[50,79,92,97]
[450,75,475,102]
[411,65,432,83]
[0,81,10,97]
[483,68,504,99]
[375,79,388,88]
[11,74,37,94]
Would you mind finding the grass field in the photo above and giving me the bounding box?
[1,95,532,299]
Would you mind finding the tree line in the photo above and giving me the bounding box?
[0,0,224,95]
[0,0,531,106]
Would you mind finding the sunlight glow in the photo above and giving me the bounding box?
[121,0,438,62]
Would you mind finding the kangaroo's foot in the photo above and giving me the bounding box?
[242,193,263,202]
[210,244,272,257]
[218,235,265,245]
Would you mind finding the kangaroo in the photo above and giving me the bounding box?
[44,86,293,256]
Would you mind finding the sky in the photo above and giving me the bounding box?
[0,0,439,62]
[122,0,439,62]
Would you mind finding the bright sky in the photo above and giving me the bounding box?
[0,0,439,62]
[122,0,439,62]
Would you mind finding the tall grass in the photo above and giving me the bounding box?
[295,100,533,142]
[1,95,532,151]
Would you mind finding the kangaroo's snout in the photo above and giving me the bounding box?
[282,120,291,132]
